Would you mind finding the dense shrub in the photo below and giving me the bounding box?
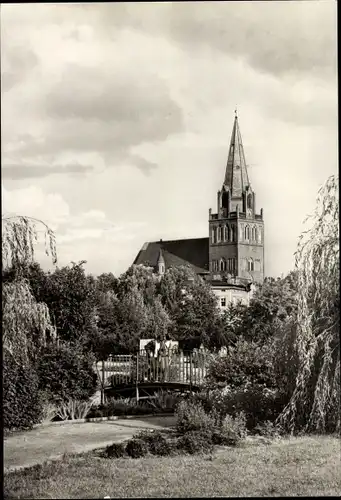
[207,340,276,389]
[134,430,176,456]
[40,393,58,423]
[253,420,284,438]
[105,442,127,458]
[3,353,43,430]
[126,438,149,458]
[87,398,153,418]
[213,412,247,446]
[177,430,214,455]
[175,399,216,435]
[55,398,94,420]
[37,343,98,405]
[194,385,285,430]
[148,390,183,413]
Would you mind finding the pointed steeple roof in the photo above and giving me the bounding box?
[224,112,250,197]
[157,247,165,264]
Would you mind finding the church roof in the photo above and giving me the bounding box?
[133,237,210,274]
[224,113,250,197]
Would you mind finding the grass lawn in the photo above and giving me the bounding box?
[4,436,340,498]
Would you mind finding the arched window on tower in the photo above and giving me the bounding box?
[222,191,229,210]
[248,258,254,272]
[220,258,226,272]
[225,224,230,242]
[231,225,236,242]
[251,226,256,241]
[254,226,258,242]
[257,228,262,244]
[217,226,222,242]
[247,193,253,209]
[245,225,250,240]
[211,227,216,244]
[227,258,236,272]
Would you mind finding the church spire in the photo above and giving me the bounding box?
[224,113,250,197]
[157,247,165,276]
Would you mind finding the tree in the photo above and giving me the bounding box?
[96,272,118,294]
[2,215,57,429]
[2,215,57,271]
[87,268,172,357]
[33,262,98,344]
[3,279,54,364]
[207,339,276,389]
[277,175,339,433]
[159,266,222,350]
[238,272,298,344]
[37,343,98,405]
[2,215,57,364]
[116,264,158,305]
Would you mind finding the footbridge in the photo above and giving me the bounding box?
[96,350,208,400]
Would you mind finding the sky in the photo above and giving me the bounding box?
[1,1,337,278]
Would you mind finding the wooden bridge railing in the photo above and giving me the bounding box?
[96,349,208,390]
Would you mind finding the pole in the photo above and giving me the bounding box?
[189,352,193,393]
[101,359,105,406]
[135,352,139,403]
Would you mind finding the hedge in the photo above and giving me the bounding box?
[37,343,98,405]
[3,351,43,430]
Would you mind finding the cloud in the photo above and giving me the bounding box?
[2,185,70,229]
[1,24,184,179]
[0,3,337,279]
[1,43,39,92]
[128,154,158,176]
[2,184,148,272]
[161,2,336,81]
[77,2,336,82]
[2,163,94,180]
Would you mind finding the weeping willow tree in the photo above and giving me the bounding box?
[2,215,57,364]
[277,175,339,434]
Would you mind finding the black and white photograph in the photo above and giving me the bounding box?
[2,1,339,498]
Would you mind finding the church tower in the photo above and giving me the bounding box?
[208,112,264,284]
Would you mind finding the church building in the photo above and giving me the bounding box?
[133,113,264,309]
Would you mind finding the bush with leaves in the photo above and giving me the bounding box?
[206,339,276,390]
[37,343,98,405]
[148,390,183,413]
[214,412,247,446]
[126,438,149,458]
[175,399,216,435]
[254,420,283,439]
[177,431,214,455]
[134,430,176,456]
[3,352,43,430]
[104,442,127,458]
[193,385,285,431]
[86,398,151,418]
[55,399,94,421]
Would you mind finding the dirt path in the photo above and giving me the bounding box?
[4,416,176,472]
